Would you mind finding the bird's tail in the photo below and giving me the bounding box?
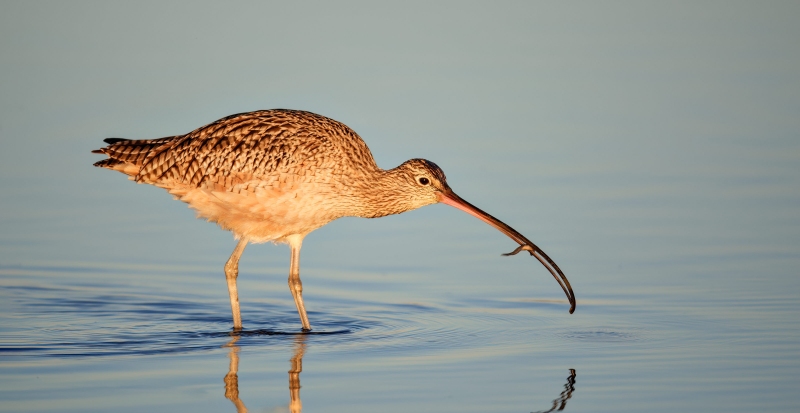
[92,136,178,177]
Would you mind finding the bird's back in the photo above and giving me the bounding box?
[93,109,381,241]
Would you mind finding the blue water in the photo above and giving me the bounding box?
[2,2,799,412]
[2,239,797,412]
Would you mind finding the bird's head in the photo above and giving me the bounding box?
[387,158,576,314]
[393,158,451,207]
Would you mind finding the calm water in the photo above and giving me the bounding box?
[1,2,799,412]
[1,226,797,412]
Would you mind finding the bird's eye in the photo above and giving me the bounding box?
[418,177,430,185]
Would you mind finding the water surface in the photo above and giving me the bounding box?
[1,2,799,412]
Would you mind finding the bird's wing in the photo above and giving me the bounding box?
[134,110,375,192]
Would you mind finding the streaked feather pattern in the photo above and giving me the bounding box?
[92,109,440,242]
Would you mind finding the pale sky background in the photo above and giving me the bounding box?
[0,1,797,290]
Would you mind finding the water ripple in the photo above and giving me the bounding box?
[1,266,541,359]
[558,328,643,343]
[0,264,635,360]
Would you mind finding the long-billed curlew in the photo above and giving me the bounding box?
[92,109,575,331]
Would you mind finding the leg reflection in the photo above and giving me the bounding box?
[532,369,577,413]
[288,334,307,413]
[223,336,248,413]
[222,334,307,413]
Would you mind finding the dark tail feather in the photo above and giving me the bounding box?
[92,136,179,164]
[92,138,131,154]
[93,158,124,168]
[92,136,180,177]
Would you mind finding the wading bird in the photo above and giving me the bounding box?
[93,109,575,331]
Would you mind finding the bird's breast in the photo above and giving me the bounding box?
[170,178,362,243]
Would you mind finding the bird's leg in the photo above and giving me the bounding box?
[287,235,312,331]
[224,239,248,331]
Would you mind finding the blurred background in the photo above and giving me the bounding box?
[1,2,798,412]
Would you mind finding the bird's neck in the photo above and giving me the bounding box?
[351,167,417,219]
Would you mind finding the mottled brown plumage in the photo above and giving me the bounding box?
[93,109,575,331]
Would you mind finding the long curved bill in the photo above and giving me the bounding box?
[437,188,576,314]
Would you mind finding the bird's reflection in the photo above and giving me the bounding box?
[287,335,306,413]
[223,336,248,413]
[223,334,307,413]
[532,369,577,413]
[223,335,573,413]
